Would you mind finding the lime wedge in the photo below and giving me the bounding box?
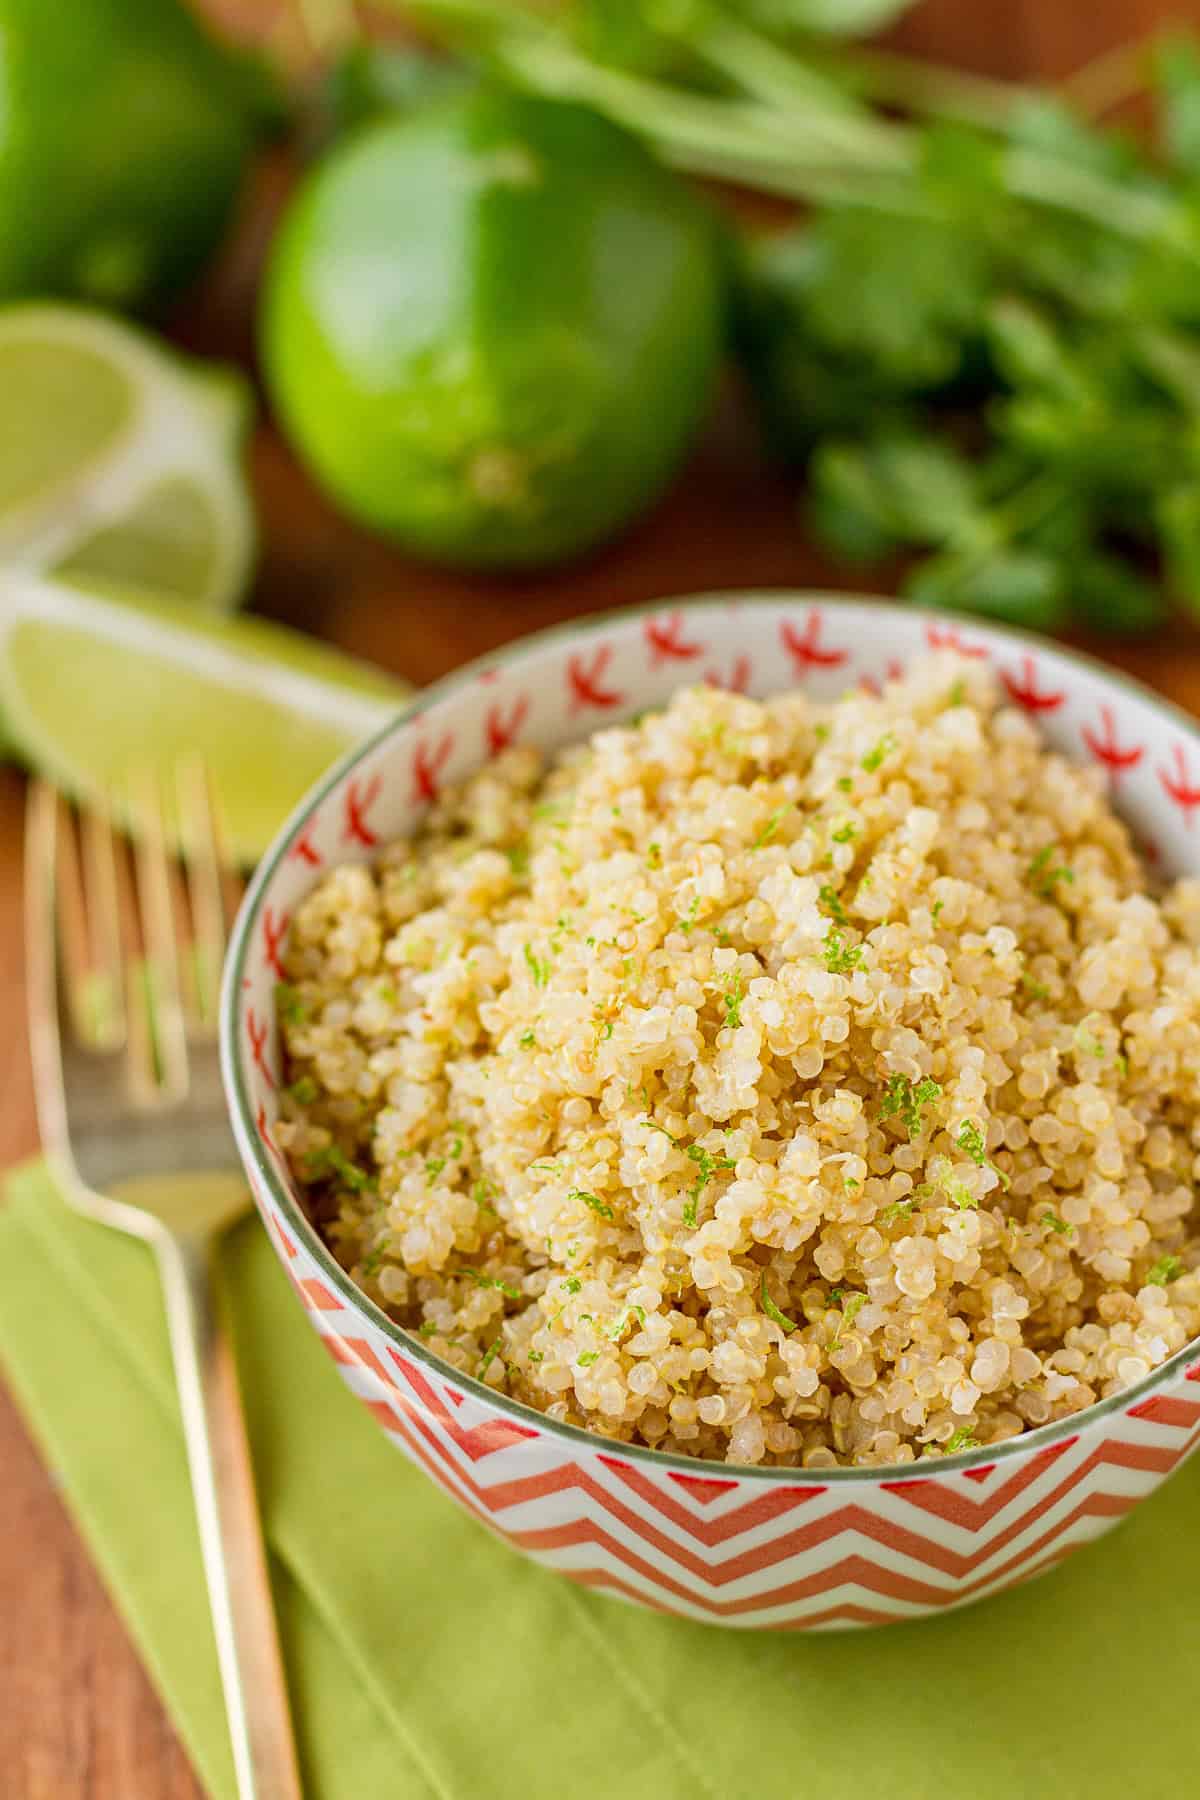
[0,304,255,613]
[0,574,409,863]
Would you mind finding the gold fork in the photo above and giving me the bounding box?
[25,770,303,1800]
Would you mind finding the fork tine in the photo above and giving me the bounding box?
[79,796,127,1051]
[48,789,126,1051]
[127,770,189,1105]
[174,755,228,1033]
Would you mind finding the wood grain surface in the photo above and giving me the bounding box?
[0,1,1192,1793]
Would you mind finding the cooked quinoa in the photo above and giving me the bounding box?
[276,653,1200,1468]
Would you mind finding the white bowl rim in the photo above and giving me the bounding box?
[220,590,1200,1483]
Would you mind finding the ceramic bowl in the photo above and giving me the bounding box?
[221,594,1200,1630]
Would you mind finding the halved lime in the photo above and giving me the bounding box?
[0,575,409,863]
[0,304,256,612]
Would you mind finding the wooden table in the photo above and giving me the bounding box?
[0,0,1191,1792]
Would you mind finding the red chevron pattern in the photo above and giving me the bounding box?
[231,597,1200,1631]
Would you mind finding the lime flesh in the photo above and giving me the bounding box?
[0,303,255,613]
[0,576,408,864]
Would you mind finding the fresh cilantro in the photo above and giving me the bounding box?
[1021,971,1050,1000]
[275,982,307,1026]
[947,680,966,707]
[362,1245,387,1277]
[861,733,896,772]
[304,1144,374,1192]
[723,970,746,1030]
[823,930,864,974]
[818,883,847,924]
[571,1189,615,1221]
[678,895,701,934]
[836,775,854,793]
[754,806,787,848]
[879,1074,942,1139]
[945,1427,979,1454]
[608,1304,647,1341]
[519,1028,537,1049]
[831,820,858,844]
[681,1196,698,1229]
[425,1157,446,1187]
[563,1277,582,1294]
[931,899,944,922]
[955,1119,1011,1190]
[1041,1210,1073,1236]
[523,942,550,987]
[478,1338,504,1377]
[473,1179,497,1215]
[761,1272,798,1333]
[1028,845,1075,899]
[506,843,530,877]
[947,1181,978,1210]
[880,1197,918,1223]
[647,842,662,868]
[285,1075,318,1104]
[1146,1254,1184,1286]
[577,1351,601,1367]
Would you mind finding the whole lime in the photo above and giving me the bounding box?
[260,90,725,568]
[0,0,271,308]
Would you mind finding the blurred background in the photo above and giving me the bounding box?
[3,0,1200,1791]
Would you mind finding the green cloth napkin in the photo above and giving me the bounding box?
[2,1159,1198,1800]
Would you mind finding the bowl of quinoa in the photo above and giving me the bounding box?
[224,596,1200,1627]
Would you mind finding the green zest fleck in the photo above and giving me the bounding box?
[519,1028,537,1049]
[1028,845,1075,899]
[1021,972,1050,1000]
[818,884,847,924]
[831,820,858,844]
[1041,1210,1073,1236]
[305,1144,374,1193]
[479,1337,503,1377]
[1075,1026,1106,1060]
[945,1427,979,1454]
[464,1268,521,1299]
[947,680,966,707]
[1146,1254,1184,1286]
[570,1189,615,1221]
[563,1277,582,1295]
[836,776,854,793]
[361,1245,387,1277]
[425,1157,446,1187]
[947,1181,978,1210]
[523,942,550,988]
[275,982,307,1027]
[527,1349,544,1364]
[577,1351,601,1367]
[711,925,732,946]
[814,723,830,742]
[678,895,701,934]
[880,1197,917,1223]
[761,1272,798,1333]
[507,843,530,878]
[861,733,896,773]
[879,1074,942,1139]
[608,1304,647,1341]
[472,1179,497,1215]
[955,1120,1011,1191]
[723,970,746,1030]
[931,900,944,923]
[285,1075,318,1105]
[681,1196,698,1229]
[647,842,662,869]
[754,807,787,848]
[823,930,864,975]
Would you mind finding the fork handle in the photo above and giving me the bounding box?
[156,1231,304,1800]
